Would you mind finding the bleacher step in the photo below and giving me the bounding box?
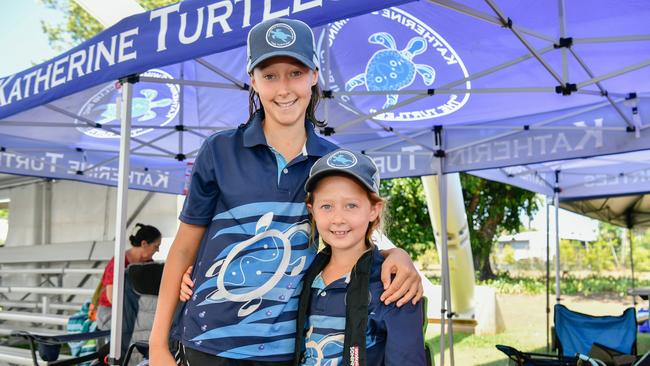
[0,286,94,296]
[0,301,83,312]
[0,311,69,326]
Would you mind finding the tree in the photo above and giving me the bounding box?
[40,0,178,49]
[380,175,539,282]
[460,173,539,280]
[380,178,434,259]
[595,222,623,268]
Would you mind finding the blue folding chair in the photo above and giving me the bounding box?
[497,304,637,366]
[554,304,637,359]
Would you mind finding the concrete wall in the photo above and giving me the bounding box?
[1,180,180,248]
[0,179,182,302]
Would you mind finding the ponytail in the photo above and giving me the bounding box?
[129,223,162,247]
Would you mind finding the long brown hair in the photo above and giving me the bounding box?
[305,173,385,249]
[247,78,326,128]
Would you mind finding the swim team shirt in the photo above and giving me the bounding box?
[178,112,337,361]
[301,249,426,365]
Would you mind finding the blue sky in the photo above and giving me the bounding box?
[0,0,66,76]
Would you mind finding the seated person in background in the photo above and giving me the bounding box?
[96,223,161,354]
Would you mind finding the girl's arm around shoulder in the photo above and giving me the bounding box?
[378,247,424,306]
[149,222,206,366]
[381,299,427,366]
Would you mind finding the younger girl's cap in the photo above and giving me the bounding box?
[305,149,380,194]
[246,18,319,73]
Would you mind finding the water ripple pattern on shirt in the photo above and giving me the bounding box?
[183,201,316,358]
[213,202,308,221]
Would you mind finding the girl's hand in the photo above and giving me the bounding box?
[179,265,194,302]
[148,344,178,366]
[379,248,424,307]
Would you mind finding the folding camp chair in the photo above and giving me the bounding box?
[10,268,150,366]
[120,261,164,366]
[496,344,577,366]
[497,304,637,366]
[11,329,110,366]
[554,304,637,359]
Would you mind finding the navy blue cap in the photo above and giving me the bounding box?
[246,18,319,73]
[305,149,380,193]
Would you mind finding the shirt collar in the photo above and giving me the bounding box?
[242,111,267,148]
[242,111,331,158]
[304,120,331,158]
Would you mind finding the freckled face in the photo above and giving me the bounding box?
[308,175,381,253]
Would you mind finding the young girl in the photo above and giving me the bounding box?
[294,149,426,366]
[150,18,422,366]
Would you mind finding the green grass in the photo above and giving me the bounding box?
[425,331,650,366]
[424,294,649,365]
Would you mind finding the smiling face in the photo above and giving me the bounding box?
[250,56,318,129]
[308,175,382,255]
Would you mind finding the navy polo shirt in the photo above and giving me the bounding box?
[178,112,338,361]
[301,248,426,365]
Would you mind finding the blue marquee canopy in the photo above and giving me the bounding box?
[0,1,648,363]
[0,0,648,195]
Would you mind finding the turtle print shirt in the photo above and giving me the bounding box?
[177,111,337,361]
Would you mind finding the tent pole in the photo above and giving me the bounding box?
[324,23,331,124]
[441,173,455,366]
[546,198,550,352]
[435,126,454,366]
[558,0,568,82]
[554,171,561,304]
[108,79,133,365]
[436,161,446,366]
[629,228,637,306]
[178,63,185,157]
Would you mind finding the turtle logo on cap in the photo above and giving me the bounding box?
[266,23,296,48]
[327,151,358,169]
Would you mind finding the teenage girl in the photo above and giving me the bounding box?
[151,18,422,366]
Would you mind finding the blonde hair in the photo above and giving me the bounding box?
[305,173,385,250]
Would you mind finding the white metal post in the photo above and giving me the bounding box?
[324,23,331,123]
[629,228,637,306]
[435,126,454,366]
[109,79,133,364]
[439,171,455,366]
[436,167,446,366]
[545,199,551,351]
[554,172,561,303]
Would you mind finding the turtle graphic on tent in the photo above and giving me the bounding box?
[345,32,436,110]
[96,89,172,125]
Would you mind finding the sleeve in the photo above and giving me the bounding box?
[101,257,115,286]
[179,138,220,225]
[382,301,427,366]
